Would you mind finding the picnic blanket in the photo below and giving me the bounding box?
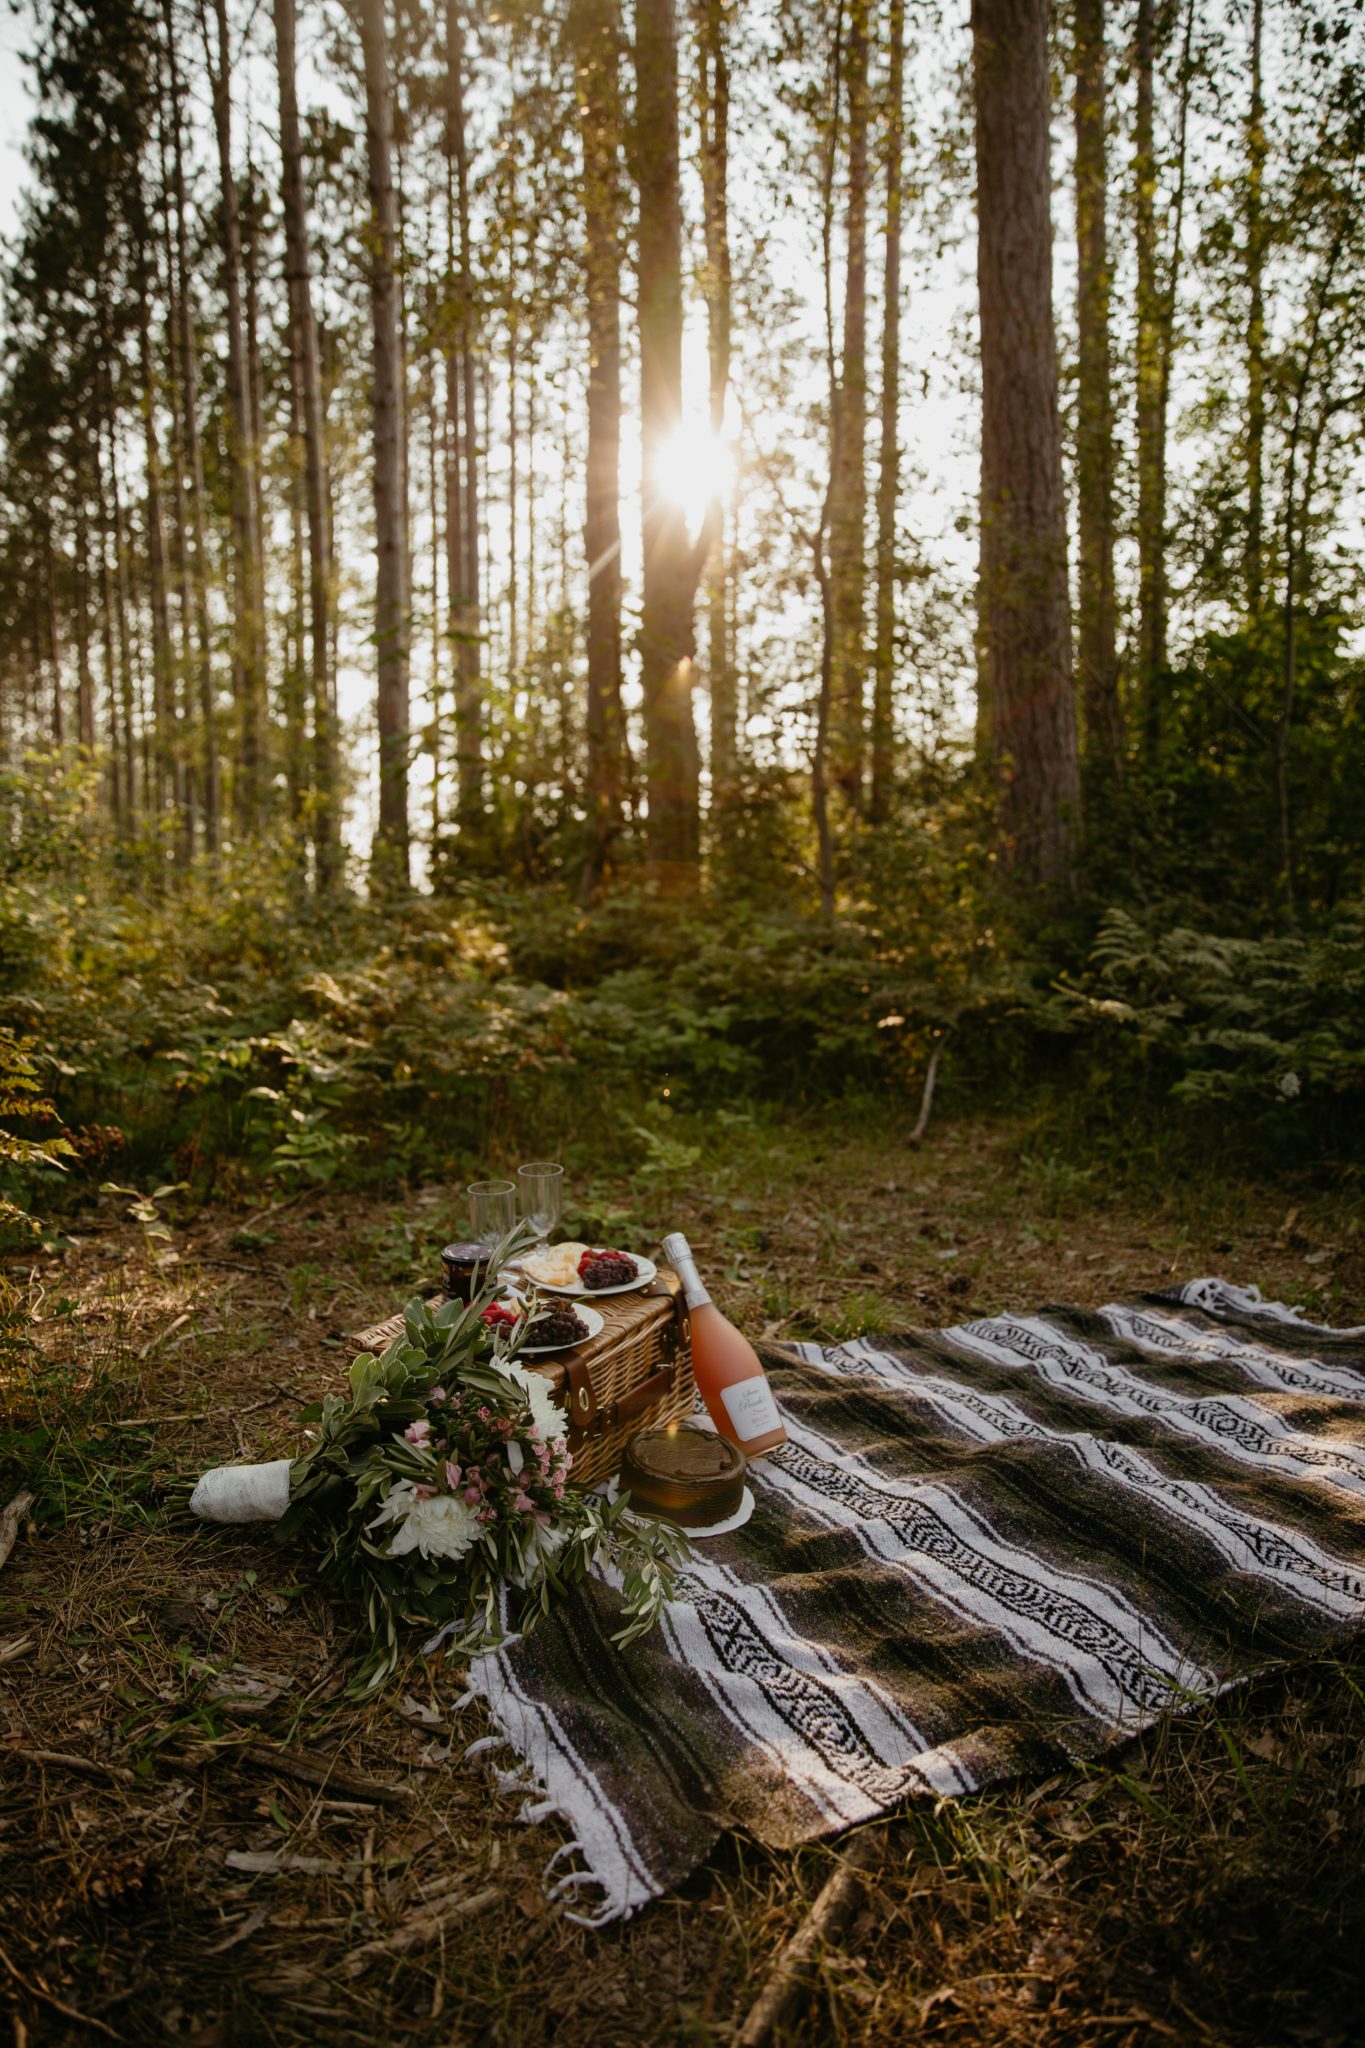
[464,1278,1365,1923]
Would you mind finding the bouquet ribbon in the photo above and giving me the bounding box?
[190,1459,292,1523]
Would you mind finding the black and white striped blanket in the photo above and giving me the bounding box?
[464,1279,1365,1922]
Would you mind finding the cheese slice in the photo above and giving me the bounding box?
[519,1241,588,1288]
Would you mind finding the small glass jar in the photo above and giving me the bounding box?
[441,1241,493,1304]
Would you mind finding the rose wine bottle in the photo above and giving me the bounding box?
[661,1232,787,1458]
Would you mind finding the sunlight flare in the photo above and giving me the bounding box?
[653,426,734,531]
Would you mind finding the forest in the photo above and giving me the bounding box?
[2,0,1365,2043]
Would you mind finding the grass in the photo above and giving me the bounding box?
[1,1100,1363,2044]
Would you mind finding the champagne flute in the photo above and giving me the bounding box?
[517,1161,564,1253]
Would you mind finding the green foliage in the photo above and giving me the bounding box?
[1062,902,1365,1116]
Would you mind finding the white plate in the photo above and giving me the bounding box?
[530,1253,658,1299]
[517,1303,604,1355]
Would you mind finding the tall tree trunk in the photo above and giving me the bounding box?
[360,0,411,884]
[635,0,710,890]
[972,0,1080,887]
[74,482,96,750]
[445,0,482,835]
[696,0,734,813]
[94,421,122,822]
[165,0,219,854]
[45,516,65,746]
[1246,0,1266,613]
[108,406,138,819]
[508,308,519,682]
[828,0,871,810]
[870,0,904,824]
[276,0,337,882]
[572,0,627,899]
[1134,0,1165,753]
[1073,0,1122,782]
[138,281,175,821]
[206,0,265,832]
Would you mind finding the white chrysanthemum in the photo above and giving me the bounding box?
[500,1362,567,1447]
[1278,1071,1302,1099]
[368,1482,480,1563]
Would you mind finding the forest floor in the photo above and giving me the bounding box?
[2,1106,1364,2048]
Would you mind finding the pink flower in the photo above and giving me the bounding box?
[464,1484,482,1505]
[513,1490,534,1514]
[426,1386,446,1404]
[445,1460,462,1490]
[535,1512,551,1527]
[404,1419,431,1448]
[413,1484,434,1501]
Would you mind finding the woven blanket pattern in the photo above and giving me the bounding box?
[464,1279,1365,1923]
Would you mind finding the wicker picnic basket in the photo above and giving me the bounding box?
[351,1267,695,1488]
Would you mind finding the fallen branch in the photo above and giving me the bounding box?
[9,1747,139,1788]
[0,1940,126,2042]
[909,1031,953,1147]
[0,1489,34,1574]
[165,1736,413,1807]
[343,1886,500,1977]
[240,1739,414,1805]
[736,1831,882,2048]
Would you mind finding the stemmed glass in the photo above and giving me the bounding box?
[467,1179,517,1251]
[517,1161,564,1253]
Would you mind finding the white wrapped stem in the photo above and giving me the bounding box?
[189,1458,293,1524]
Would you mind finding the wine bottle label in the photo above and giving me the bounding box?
[660,1231,711,1309]
[719,1374,781,1443]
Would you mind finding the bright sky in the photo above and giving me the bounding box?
[0,7,32,248]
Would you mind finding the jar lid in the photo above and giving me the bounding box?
[442,1242,490,1265]
[620,1423,747,1528]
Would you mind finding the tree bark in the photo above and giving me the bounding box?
[635,0,709,889]
[206,0,265,834]
[276,0,338,883]
[1134,0,1165,752]
[870,0,905,824]
[829,0,871,809]
[74,483,96,750]
[696,0,735,813]
[360,0,411,885]
[138,283,175,821]
[1246,0,1266,613]
[165,0,219,854]
[571,0,627,898]
[44,517,65,746]
[445,0,482,836]
[1073,0,1123,783]
[972,0,1080,887]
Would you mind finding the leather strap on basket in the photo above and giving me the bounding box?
[642,1268,691,1354]
[604,1360,675,1433]
[561,1357,598,1452]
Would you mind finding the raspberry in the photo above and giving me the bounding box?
[578,1249,639,1290]
[526,1306,590,1348]
[481,1302,519,1331]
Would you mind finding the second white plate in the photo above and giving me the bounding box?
[518,1302,605,1355]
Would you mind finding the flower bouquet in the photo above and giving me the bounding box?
[273,1233,690,1695]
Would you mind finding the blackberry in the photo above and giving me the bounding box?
[526,1306,590,1349]
[578,1249,639,1290]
